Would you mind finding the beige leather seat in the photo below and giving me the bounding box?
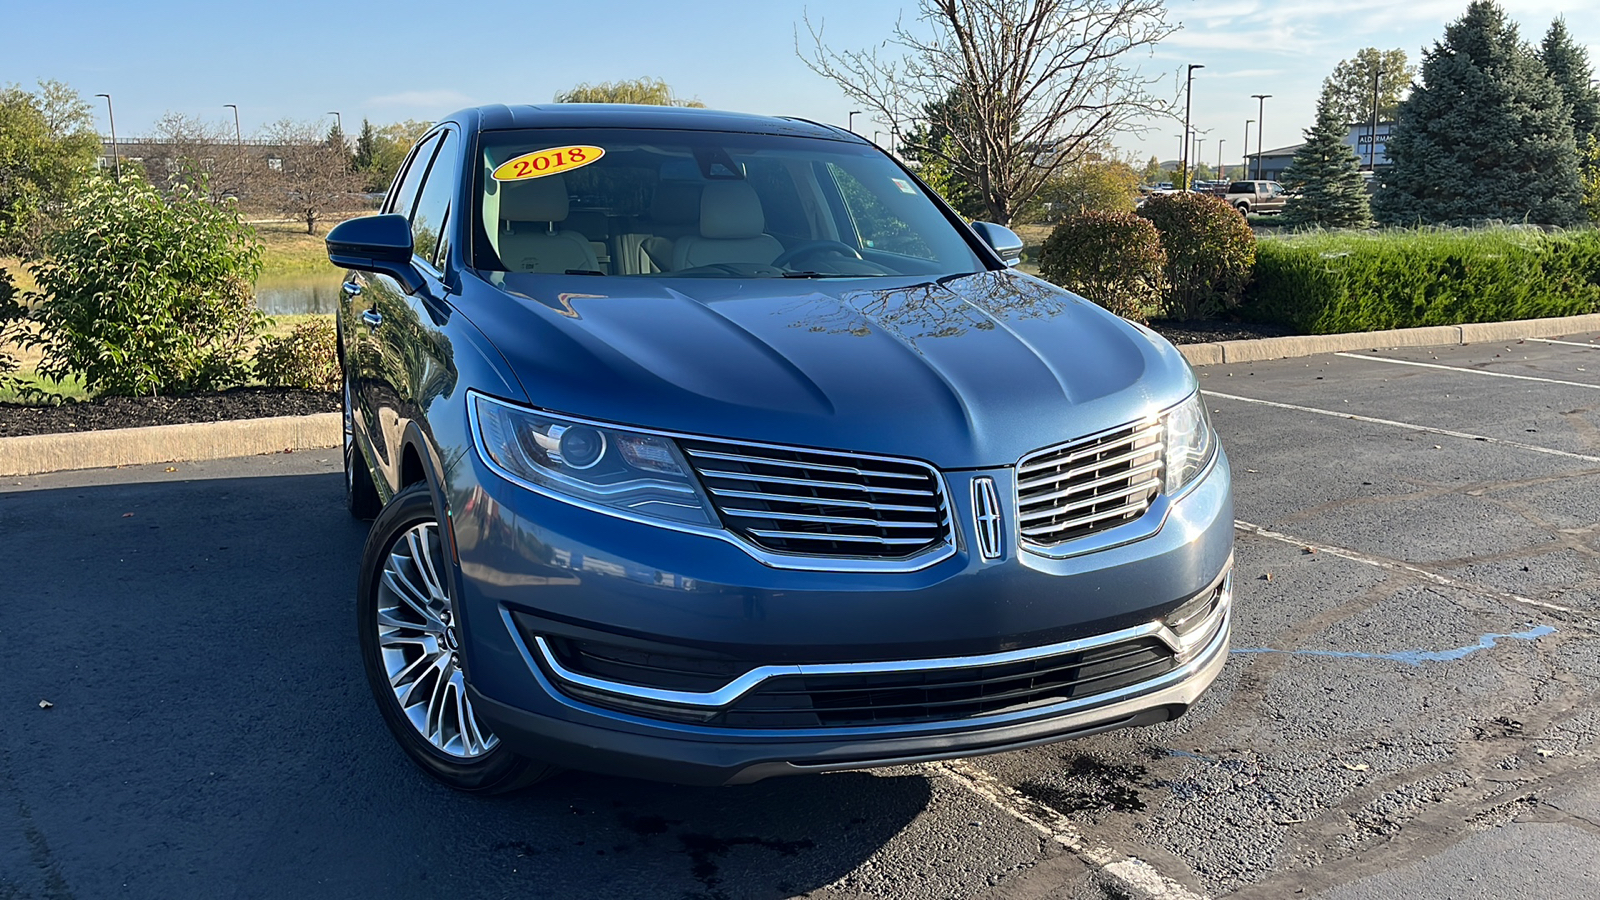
[671,181,783,270]
[497,175,600,274]
[639,181,703,272]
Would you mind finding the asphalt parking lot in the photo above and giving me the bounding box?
[5,334,1600,900]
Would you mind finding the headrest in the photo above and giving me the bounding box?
[699,181,765,239]
[650,181,702,224]
[500,174,570,222]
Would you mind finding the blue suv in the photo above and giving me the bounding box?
[329,104,1233,792]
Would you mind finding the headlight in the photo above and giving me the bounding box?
[471,394,717,527]
[1162,391,1215,494]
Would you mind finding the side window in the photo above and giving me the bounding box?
[387,134,440,221]
[410,131,461,269]
[825,163,935,260]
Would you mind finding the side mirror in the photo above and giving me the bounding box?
[326,214,424,294]
[970,222,1024,267]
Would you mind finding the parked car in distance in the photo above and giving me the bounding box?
[327,103,1235,792]
[1225,180,1288,215]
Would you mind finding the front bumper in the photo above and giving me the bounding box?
[452,448,1234,784]
[470,590,1230,785]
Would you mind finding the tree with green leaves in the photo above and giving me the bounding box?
[1281,92,1373,229]
[1375,1,1583,227]
[1321,49,1414,126]
[26,176,265,396]
[352,119,432,193]
[1582,136,1600,223]
[555,77,705,107]
[1542,18,1600,146]
[1141,156,1163,184]
[898,90,988,218]
[0,80,102,255]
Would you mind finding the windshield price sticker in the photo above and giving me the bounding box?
[493,146,605,181]
[891,177,917,195]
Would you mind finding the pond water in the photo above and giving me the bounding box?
[255,272,341,316]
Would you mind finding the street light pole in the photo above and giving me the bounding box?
[223,104,242,148]
[1368,69,1382,171]
[1194,137,1206,184]
[1243,119,1254,184]
[848,110,862,134]
[1252,94,1272,180]
[1182,64,1204,190]
[1217,139,1225,182]
[94,93,119,180]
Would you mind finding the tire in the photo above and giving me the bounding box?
[357,482,556,793]
[1233,201,1251,215]
[344,374,381,521]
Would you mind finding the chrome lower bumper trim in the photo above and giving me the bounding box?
[500,568,1233,738]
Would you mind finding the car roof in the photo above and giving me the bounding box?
[444,104,865,143]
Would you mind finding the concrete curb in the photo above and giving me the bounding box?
[5,313,1599,477]
[0,412,340,478]
[1177,313,1600,367]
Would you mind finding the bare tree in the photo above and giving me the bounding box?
[260,119,364,234]
[148,112,256,205]
[800,0,1177,225]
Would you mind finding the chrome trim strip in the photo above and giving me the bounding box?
[467,390,960,574]
[1018,475,1163,523]
[499,589,1232,740]
[683,447,927,480]
[527,585,1229,710]
[698,469,935,497]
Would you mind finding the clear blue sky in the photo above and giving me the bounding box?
[5,0,1596,168]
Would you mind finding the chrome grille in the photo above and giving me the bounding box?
[1017,420,1164,547]
[680,441,951,560]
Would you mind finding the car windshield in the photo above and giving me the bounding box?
[473,128,986,279]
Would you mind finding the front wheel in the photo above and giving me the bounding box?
[357,483,555,792]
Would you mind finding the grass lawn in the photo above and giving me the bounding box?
[251,217,352,281]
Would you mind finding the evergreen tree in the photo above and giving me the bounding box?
[1282,92,1373,229]
[1375,1,1583,227]
[1543,19,1600,146]
[353,118,377,173]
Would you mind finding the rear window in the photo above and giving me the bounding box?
[473,128,985,279]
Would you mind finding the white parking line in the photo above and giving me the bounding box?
[933,759,1209,900]
[1332,352,1600,390]
[1203,391,1600,464]
[1234,519,1575,614]
[1530,338,1600,349]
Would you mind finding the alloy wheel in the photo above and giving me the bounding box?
[374,521,499,759]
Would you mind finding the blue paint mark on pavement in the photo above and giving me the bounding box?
[1232,625,1555,667]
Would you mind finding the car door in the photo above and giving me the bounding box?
[366,127,463,495]
[346,132,440,493]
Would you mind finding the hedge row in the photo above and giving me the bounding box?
[1245,228,1600,334]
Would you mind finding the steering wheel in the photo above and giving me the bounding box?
[772,240,864,269]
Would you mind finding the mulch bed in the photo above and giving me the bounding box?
[1146,319,1299,345]
[0,387,338,438]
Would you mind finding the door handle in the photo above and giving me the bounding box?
[341,279,363,298]
[360,309,383,329]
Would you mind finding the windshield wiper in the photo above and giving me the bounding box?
[564,269,606,276]
[781,271,856,279]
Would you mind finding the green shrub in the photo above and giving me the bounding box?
[1139,192,1256,318]
[1245,227,1600,333]
[255,318,338,391]
[1038,211,1167,322]
[26,177,265,397]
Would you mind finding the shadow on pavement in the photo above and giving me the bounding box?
[1,472,929,899]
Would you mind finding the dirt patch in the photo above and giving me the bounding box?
[0,387,337,438]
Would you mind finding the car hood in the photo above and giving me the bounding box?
[463,269,1194,468]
